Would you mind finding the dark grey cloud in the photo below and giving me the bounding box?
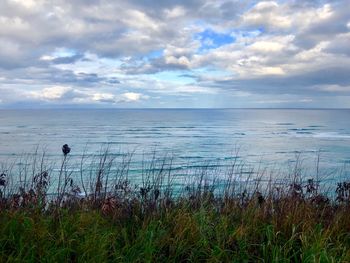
[121,57,191,75]
[324,34,350,56]
[293,2,349,49]
[0,66,120,88]
[198,66,350,96]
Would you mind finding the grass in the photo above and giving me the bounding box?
[0,147,350,262]
[1,198,350,262]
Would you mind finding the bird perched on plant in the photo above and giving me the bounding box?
[62,144,71,156]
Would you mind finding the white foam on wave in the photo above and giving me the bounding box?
[313,132,350,139]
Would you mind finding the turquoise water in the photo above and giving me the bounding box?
[0,109,349,183]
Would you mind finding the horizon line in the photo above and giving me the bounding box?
[0,107,349,110]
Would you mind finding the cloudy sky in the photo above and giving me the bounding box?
[0,0,349,108]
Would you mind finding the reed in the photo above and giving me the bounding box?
[0,145,349,262]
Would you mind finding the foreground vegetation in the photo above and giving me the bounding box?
[0,147,350,262]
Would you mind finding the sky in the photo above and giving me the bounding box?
[0,0,349,108]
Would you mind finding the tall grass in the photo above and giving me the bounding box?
[0,146,349,262]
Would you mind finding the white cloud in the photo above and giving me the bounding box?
[257,98,312,104]
[92,93,115,102]
[39,55,54,61]
[248,41,286,53]
[314,84,350,92]
[10,0,37,9]
[253,66,285,76]
[165,55,191,68]
[89,92,148,103]
[164,6,187,19]
[242,1,292,30]
[29,86,72,100]
[120,92,145,102]
[122,10,160,32]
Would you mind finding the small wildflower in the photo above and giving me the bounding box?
[102,197,117,215]
[306,178,316,194]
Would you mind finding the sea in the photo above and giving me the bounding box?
[0,109,349,187]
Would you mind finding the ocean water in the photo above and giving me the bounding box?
[0,109,349,183]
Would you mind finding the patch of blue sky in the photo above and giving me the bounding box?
[99,57,123,68]
[131,50,164,62]
[152,71,194,84]
[145,49,164,60]
[52,47,77,58]
[241,28,263,38]
[196,29,235,52]
[53,53,124,76]
[193,67,231,77]
[226,28,263,42]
